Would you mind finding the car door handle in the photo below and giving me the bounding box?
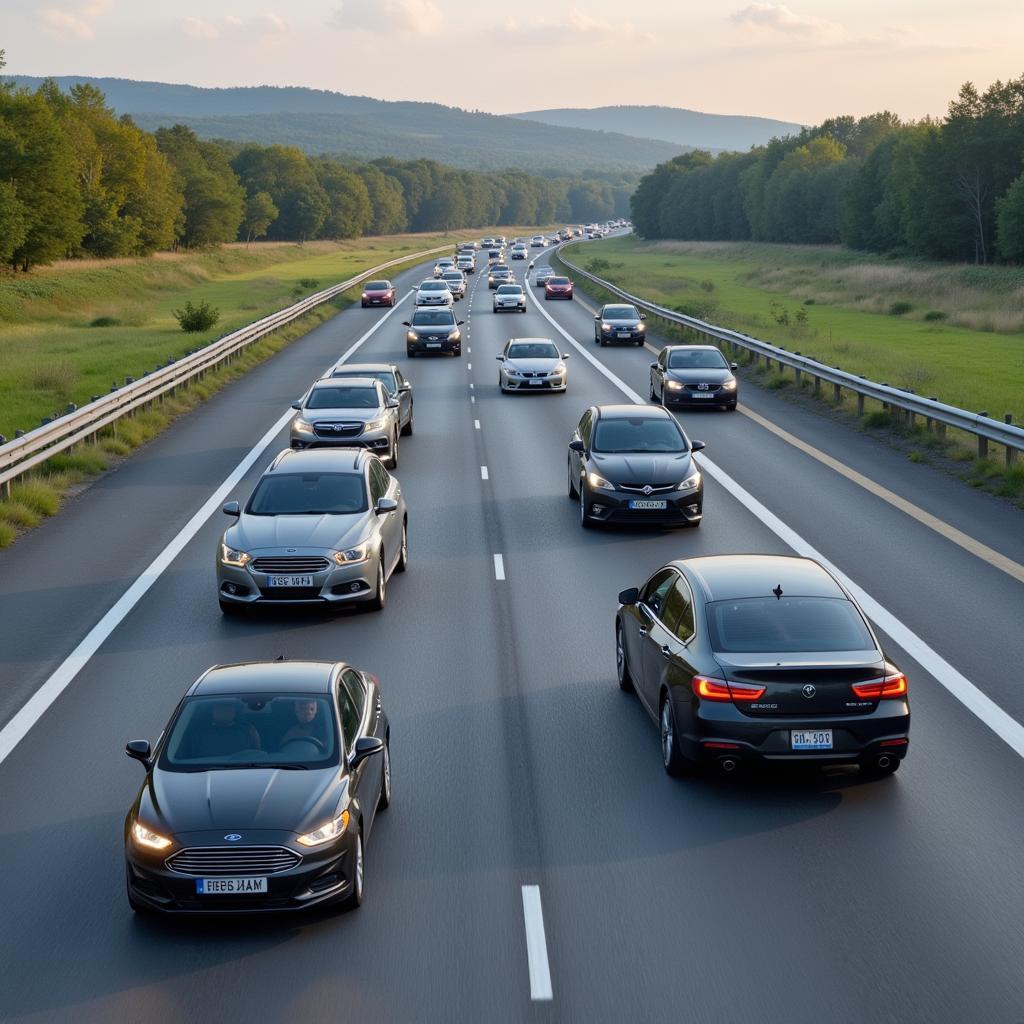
[638,627,648,637]
[660,645,672,658]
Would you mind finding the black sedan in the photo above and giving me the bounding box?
[568,404,704,528]
[594,303,647,346]
[650,344,739,410]
[403,308,464,357]
[616,555,910,778]
[124,660,390,914]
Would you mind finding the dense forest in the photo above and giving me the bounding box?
[0,60,633,271]
[631,75,1024,264]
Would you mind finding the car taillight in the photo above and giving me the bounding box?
[851,672,908,700]
[692,675,765,703]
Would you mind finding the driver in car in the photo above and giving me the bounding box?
[188,701,262,759]
[279,699,325,748]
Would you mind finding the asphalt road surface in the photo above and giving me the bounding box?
[1,241,1022,1024]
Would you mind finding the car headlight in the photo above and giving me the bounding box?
[678,470,702,491]
[601,322,612,331]
[132,821,172,851]
[722,378,737,390]
[292,417,315,432]
[448,329,460,340]
[555,363,566,373]
[636,322,645,331]
[407,331,418,342]
[587,472,616,491]
[362,418,386,433]
[297,809,350,848]
[220,541,251,567]
[666,380,684,390]
[332,543,370,565]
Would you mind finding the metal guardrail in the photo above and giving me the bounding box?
[0,244,452,495]
[554,242,1024,464]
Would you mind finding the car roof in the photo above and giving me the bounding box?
[267,447,368,475]
[310,376,378,390]
[508,337,556,345]
[603,303,639,311]
[330,362,397,374]
[364,281,392,288]
[193,660,341,695]
[665,344,723,353]
[679,555,847,602]
[593,404,672,421]
[497,283,523,290]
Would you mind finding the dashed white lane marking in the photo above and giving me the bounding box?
[493,553,506,581]
[474,419,481,429]
[481,466,489,479]
[526,281,1024,761]
[467,363,472,370]
[0,287,417,767]
[521,885,553,1001]
[469,383,474,389]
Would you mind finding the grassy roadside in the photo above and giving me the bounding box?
[556,238,1024,505]
[0,226,551,548]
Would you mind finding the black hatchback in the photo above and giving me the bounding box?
[615,555,910,778]
[123,660,390,914]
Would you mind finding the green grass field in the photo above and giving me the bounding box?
[563,237,1024,424]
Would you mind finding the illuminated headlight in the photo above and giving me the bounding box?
[505,365,522,378]
[636,322,645,331]
[293,417,315,432]
[362,418,386,433]
[678,470,702,491]
[587,472,616,491]
[361,292,369,299]
[448,330,461,341]
[555,363,566,373]
[407,331,418,342]
[666,380,684,390]
[722,378,737,390]
[297,810,350,848]
[220,541,251,568]
[132,821,172,851]
[601,322,612,331]
[332,544,370,565]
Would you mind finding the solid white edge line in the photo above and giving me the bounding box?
[493,553,505,580]
[521,885,553,1001]
[0,288,416,767]
[526,280,1024,761]
[481,466,489,480]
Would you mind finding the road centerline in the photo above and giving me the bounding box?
[521,885,553,1001]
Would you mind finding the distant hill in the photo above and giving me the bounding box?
[511,105,804,152]
[3,77,690,174]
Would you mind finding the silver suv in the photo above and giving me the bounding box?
[217,448,407,614]
[323,362,414,436]
[290,378,402,469]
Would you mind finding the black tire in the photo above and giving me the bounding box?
[616,623,635,693]
[401,408,413,436]
[387,433,398,470]
[341,829,364,911]
[727,403,738,412]
[366,557,386,612]
[378,740,392,810]
[395,520,408,574]
[219,598,243,617]
[579,484,594,529]
[660,693,696,777]
[649,378,658,402]
[454,348,462,357]
[407,348,416,358]
[567,458,579,498]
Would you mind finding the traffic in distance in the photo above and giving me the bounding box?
[117,219,918,918]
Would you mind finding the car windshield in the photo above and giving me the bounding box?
[592,416,685,453]
[420,282,447,291]
[332,370,397,394]
[364,281,389,291]
[668,349,729,369]
[161,694,339,770]
[548,277,569,286]
[707,597,875,654]
[306,386,379,409]
[443,273,463,281]
[604,306,640,320]
[246,472,367,515]
[412,310,455,326]
[497,285,523,294]
[508,342,558,359]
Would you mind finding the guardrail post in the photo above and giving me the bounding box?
[832,382,841,403]
[978,413,989,458]
[813,375,821,396]
[1006,415,1016,466]
[856,393,864,416]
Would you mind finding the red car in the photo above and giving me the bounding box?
[361,280,396,307]
[544,276,574,300]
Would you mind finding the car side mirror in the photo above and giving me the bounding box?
[125,740,152,768]
[730,362,739,371]
[291,401,301,410]
[650,362,658,370]
[690,440,706,452]
[401,321,410,327]
[496,354,505,361]
[457,320,465,326]
[618,587,639,606]
[594,314,601,320]
[350,735,384,768]
[375,497,399,515]
[640,314,647,320]
[222,501,241,517]
[398,382,412,392]
[387,399,400,409]
[568,439,586,453]
[562,353,570,360]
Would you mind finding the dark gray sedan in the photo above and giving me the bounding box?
[594,303,647,346]
[325,362,414,436]
[650,345,739,410]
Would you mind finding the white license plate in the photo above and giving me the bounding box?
[528,379,543,386]
[426,342,442,348]
[267,575,314,587]
[628,499,667,510]
[791,729,833,750]
[617,331,632,338]
[691,392,715,398]
[196,877,268,894]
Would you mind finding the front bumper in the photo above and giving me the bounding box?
[545,290,573,299]
[599,327,645,343]
[502,373,567,391]
[289,428,391,454]
[664,385,738,407]
[582,483,703,526]
[415,297,452,306]
[407,335,460,354]
[217,556,378,606]
[494,302,526,312]
[361,295,393,306]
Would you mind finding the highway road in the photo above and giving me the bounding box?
[1,240,1023,1023]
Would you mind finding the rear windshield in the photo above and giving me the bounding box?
[246,472,367,516]
[306,386,379,409]
[603,305,640,320]
[443,273,463,281]
[364,281,390,290]
[496,285,523,294]
[411,310,455,326]
[161,694,340,770]
[548,277,570,285]
[332,369,397,393]
[707,597,875,653]
[420,281,447,290]
[592,416,685,454]
[508,342,558,359]
[668,349,729,369]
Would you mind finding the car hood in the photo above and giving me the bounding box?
[298,407,382,424]
[666,367,733,384]
[417,290,451,298]
[228,513,367,554]
[141,765,343,834]
[409,322,456,334]
[506,358,560,373]
[603,318,642,328]
[590,450,694,485]
[364,288,391,294]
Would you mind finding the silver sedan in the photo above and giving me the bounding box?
[496,338,569,393]
[217,448,408,614]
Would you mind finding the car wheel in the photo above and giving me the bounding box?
[401,409,413,436]
[649,378,657,402]
[616,623,634,693]
[635,339,644,347]
[218,598,243,617]
[567,458,579,498]
[660,693,695,777]
[387,433,398,470]
[579,484,593,529]
[342,829,364,910]
[366,557,386,612]
[378,739,392,809]
[454,348,462,357]
[727,403,738,412]
[407,348,416,358]
[395,519,408,573]
[361,301,368,308]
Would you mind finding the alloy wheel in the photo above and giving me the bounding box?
[661,701,674,768]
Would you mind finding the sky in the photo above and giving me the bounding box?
[3,0,1024,124]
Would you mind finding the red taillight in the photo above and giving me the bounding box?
[851,672,908,700]
[692,675,766,703]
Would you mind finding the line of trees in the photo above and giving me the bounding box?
[631,74,1024,264]
[0,60,632,271]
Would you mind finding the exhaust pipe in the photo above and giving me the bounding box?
[876,754,893,770]
[719,757,738,774]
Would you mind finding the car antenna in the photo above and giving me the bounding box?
[772,585,784,600]
[275,654,286,662]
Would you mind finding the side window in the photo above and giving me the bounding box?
[658,349,668,369]
[393,370,404,390]
[341,669,367,725]
[368,462,388,504]
[661,578,696,642]
[336,682,360,750]
[578,410,593,447]
[640,569,676,618]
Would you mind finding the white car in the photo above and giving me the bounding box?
[530,235,545,247]
[415,279,455,307]
[496,338,569,393]
[534,265,556,287]
[456,254,475,274]
[433,257,456,278]
[441,270,467,300]
[493,284,527,313]
[510,244,528,260]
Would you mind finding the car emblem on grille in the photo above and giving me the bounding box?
[286,548,296,553]
[224,834,242,842]
[697,383,709,391]
[642,485,654,495]
[802,684,817,699]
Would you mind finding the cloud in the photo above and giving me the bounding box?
[180,13,290,43]
[183,17,220,40]
[730,3,844,42]
[330,0,442,37]
[38,0,111,41]
[496,8,654,46]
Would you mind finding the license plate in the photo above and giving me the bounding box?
[617,331,632,338]
[267,575,314,587]
[628,499,667,510]
[196,877,268,894]
[529,379,543,386]
[691,392,715,398]
[791,729,833,750]
[427,342,442,348]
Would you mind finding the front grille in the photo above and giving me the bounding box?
[313,421,363,438]
[685,384,721,393]
[619,483,677,494]
[252,556,330,573]
[168,846,301,876]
